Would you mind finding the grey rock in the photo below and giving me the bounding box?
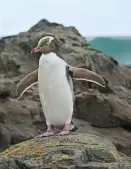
[1,133,131,169]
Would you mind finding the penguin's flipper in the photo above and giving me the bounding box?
[16,69,38,99]
[69,66,106,87]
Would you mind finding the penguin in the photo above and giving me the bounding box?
[16,36,106,137]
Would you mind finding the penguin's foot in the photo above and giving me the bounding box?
[57,130,69,136]
[56,124,70,136]
[38,131,55,137]
[37,125,55,137]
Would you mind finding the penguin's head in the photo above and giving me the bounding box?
[31,36,59,54]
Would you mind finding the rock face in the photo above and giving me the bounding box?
[0,19,131,158]
[0,97,46,152]
[75,88,131,128]
[1,133,131,169]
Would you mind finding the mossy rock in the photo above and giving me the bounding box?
[1,133,131,169]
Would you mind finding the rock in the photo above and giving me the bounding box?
[74,89,131,128]
[1,133,131,169]
[0,84,10,98]
[0,18,131,158]
[74,118,131,157]
[85,49,131,89]
[125,64,131,69]
[0,156,19,169]
[0,98,46,151]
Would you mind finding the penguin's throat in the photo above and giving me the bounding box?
[40,52,58,63]
[39,52,66,66]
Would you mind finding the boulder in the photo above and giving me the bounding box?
[1,133,131,169]
[75,89,131,128]
[0,97,45,151]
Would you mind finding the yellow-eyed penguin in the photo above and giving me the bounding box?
[16,36,106,137]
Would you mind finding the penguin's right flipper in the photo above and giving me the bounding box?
[68,66,106,87]
[16,69,38,99]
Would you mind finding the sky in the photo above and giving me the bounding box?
[0,0,131,36]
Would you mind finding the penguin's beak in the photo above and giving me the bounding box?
[31,47,41,54]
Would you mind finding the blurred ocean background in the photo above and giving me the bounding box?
[86,36,131,65]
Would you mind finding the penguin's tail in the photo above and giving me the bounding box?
[70,122,78,132]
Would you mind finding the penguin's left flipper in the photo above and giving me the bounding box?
[68,66,106,87]
[16,69,38,99]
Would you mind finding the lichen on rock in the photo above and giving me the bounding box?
[1,133,131,169]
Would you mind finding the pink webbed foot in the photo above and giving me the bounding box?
[56,124,70,136]
[37,125,55,137]
[37,131,55,137]
[57,130,69,136]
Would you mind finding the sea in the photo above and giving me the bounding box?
[86,36,131,65]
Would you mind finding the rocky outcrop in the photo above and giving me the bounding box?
[0,19,131,158]
[1,19,131,89]
[1,133,131,169]
[0,97,45,152]
[75,88,131,128]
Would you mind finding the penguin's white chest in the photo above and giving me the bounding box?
[38,53,73,126]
